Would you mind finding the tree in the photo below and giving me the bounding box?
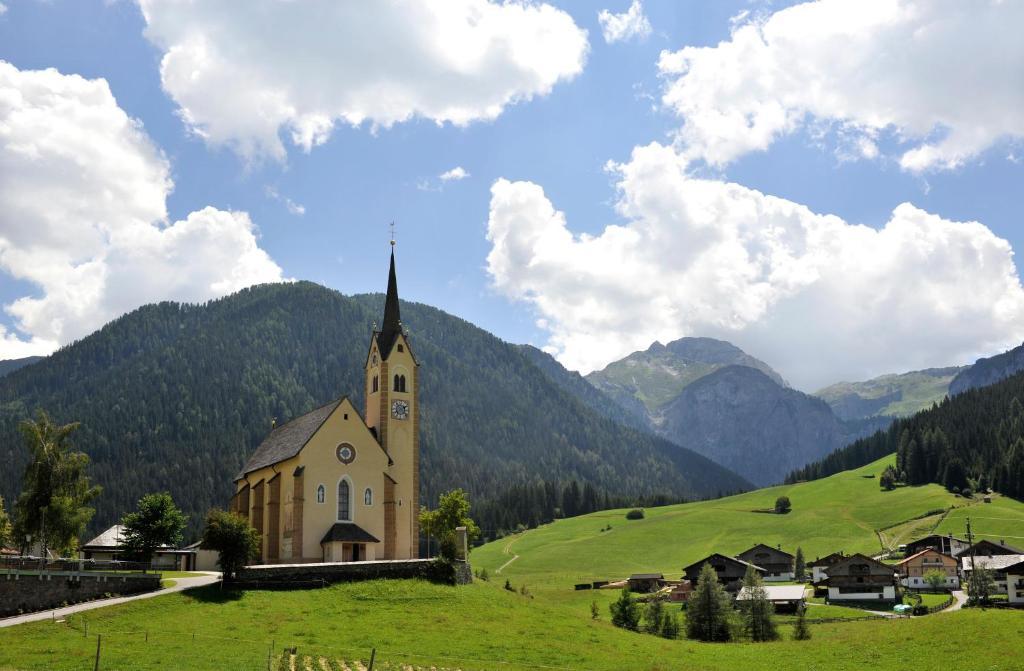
[966,565,996,606]
[13,411,101,557]
[0,495,11,548]
[200,509,260,580]
[923,569,947,593]
[774,496,791,514]
[792,605,811,640]
[590,600,600,620]
[686,562,732,642]
[418,489,481,562]
[121,492,188,566]
[609,588,640,631]
[643,599,665,634]
[740,564,777,642]
[794,546,806,581]
[659,611,681,640]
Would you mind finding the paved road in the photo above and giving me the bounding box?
[0,572,221,628]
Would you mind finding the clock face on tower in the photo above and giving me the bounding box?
[391,399,409,420]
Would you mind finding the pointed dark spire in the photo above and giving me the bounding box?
[377,247,402,357]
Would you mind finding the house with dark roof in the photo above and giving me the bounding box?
[231,248,421,565]
[683,553,766,592]
[627,573,664,593]
[955,539,1023,558]
[735,544,794,581]
[903,534,968,558]
[824,553,899,603]
[808,552,846,584]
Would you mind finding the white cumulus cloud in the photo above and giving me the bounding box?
[486,143,1024,389]
[0,62,284,358]
[439,166,470,182]
[658,0,1024,171]
[598,0,652,44]
[136,0,589,160]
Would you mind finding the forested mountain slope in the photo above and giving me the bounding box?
[0,357,42,378]
[950,342,1024,395]
[787,370,1024,499]
[0,282,749,539]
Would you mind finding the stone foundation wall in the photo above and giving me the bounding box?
[231,558,472,588]
[0,571,161,617]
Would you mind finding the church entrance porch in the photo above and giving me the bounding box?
[320,522,381,562]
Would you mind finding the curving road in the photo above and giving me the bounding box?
[0,572,221,629]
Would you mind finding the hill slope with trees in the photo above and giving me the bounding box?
[0,282,749,541]
[787,370,1024,499]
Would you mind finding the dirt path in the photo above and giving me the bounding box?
[942,590,968,612]
[495,534,522,574]
[0,572,221,628]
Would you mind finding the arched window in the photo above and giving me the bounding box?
[372,375,379,393]
[393,374,407,392]
[338,480,351,521]
[316,484,325,504]
[364,488,373,506]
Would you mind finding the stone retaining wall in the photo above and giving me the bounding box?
[231,558,472,588]
[0,571,161,617]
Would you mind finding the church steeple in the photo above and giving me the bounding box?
[376,247,402,358]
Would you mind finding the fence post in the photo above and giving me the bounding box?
[93,634,101,671]
[368,647,376,671]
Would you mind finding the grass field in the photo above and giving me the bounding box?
[2,454,1023,670]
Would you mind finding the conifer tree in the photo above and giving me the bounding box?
[0,495,11,548]
[686,562,732,642]
[792,604,811,640]
[660,610,681,639]
[609,588,640,631]
[740,564,777,641]
[643,599,665,634]
[794,546,806,581]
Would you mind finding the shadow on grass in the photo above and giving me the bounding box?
[181,584,244,604]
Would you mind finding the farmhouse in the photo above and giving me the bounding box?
[903,534,968,558]
[736,584,806,613]
[231,249,420,564]
[807,552,846,584]
[823,553,899,602]
[627,573,664,593]
[735,543,794,581]
[1004,559,1024,605]
[79,524,191,569]
[956,539,1022,557]
[683,553,765,592]
[897,548,959,589]
[961,554,1024,594]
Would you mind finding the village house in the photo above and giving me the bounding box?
[961,553,1024,594]
[231,249,420,564]
[683,553,766,593]
[903,534,969,558]
[808,552,846,584]
[667,580,693,602]
[79,525,192,570]
[896,548,959,590]
[736,584,806,613]
[1004,559,1024,605]
[823,553,899,603]
[735,544,794,581]
[955,539,1023,557]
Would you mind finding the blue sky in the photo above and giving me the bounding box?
[1,0,1022,390]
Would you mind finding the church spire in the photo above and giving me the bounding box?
[377,246,402,357]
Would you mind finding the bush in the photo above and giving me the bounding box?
[590,601,600,620]
[912,604,928,616]
[774,496,792,514]
[961,488,973,498]
[625,509,645,520]
[643,599,665,634]
[504,579,514,592]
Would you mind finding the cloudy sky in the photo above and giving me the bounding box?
[1,0,1022,391]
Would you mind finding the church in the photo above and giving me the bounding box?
[231,248,420,564]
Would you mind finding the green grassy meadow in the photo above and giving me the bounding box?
[2,454,1023,670]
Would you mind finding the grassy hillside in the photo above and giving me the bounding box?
[3,455,1024,671]
[472,455,1000,586]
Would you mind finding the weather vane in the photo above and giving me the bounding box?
[390,221,396,247]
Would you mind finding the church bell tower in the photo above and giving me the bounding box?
[364,244,420,558]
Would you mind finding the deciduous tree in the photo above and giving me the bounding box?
[924,568,947,592]
[121,492,188,566]
[200,509,259,580]
[13,411,100,557]
[419,488,480,563]
[774,496,791,514]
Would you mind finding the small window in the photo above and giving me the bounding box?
[393,374,407,392]
[372,375,379,393]
[316,485,325,504]
[397,344,404,352]
[364,488,373,506]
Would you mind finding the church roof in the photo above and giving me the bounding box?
[375,249,403,359]
[320,522,381,545]
[236,399,343,479]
